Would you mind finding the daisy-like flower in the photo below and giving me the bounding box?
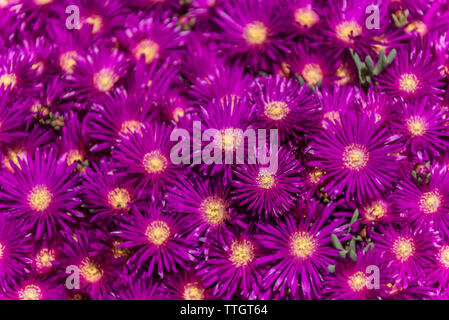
[114,206,197,278]
[232,147,304,217]
[213,0,292,70]
[82,161,140,223]
[33,243,58,275]
[391,98,449,157]
[0,148,82,240]
[322,248,391,300]
[67,45,128,103]
[164,270,212,300]
[0,215,32,292]
[57,228,118,299]
[255,200,346,299]
[355,88,394,125]
[119,12,182,65]
[375,44,445,102]
[403,1,449,41]
[59,112,87,170]
[87,88,156,152]
[315,84,355,130]
[0,46,40,96]
[358,196,394,226]
[372,224,440,288]
[394,164,449,234]
[3,274,64,300]
[318,0,386,56]
[166,173,244,239]
[20,35,54,77]
[250,75,318,141]
[286,0,322,35]
[196,227,264,299]
[112,122,180,198]
[310,111,403,202]
[76,0,126,37]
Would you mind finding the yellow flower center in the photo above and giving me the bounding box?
[348,271,367,291]
[256,169,275,189]
[35,248,56,271]
[142,150,168,174]
[3,149,25,172]
[120,120,142,135]
[294,8,319,28]
[399,73,419,93]
[215,128,243,152]
[67,149,83,166]
[439,246,449,269]
[419,190,441,214]
[302,63,323,85]
[405,20,427,37]
[173,108,185,122]
[342,144,369,171]
[406,116,426,137]
[28,185,52,211]
[243,21,267,45]
[0,73,17,89]
[19,285,42,300]
[34,0,53,5]
[133,39,159,64]
[264,101,289,120]
[85,15,103,34]
[112,241,130,259]
[322,111,341,127]
[59,51,77,74]
[79,258,103,283]
[145,220,171,246]
[308,167,325,184]
[183,283,205,300]
[336,21,362,43]
[365,200,387,221]
[31,61,45,75]
[335,64,351,85]
[290,232,316,259]
[107,188,131,210]
[93,68,119,92]
[200,196,227,225]
[393,237,415,262]
[229,240,255,267]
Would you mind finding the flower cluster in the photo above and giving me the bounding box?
[0,0,449,300]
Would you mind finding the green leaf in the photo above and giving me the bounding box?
[295,73,305,86]
[349,238,356,252]
[411,170,417,179]
[339,250,347,259]
[349,249,357,261]
[365,56,374,73]
[327,265,336,273]
[350,209,359,226]
[386,49,397,65]
[331,234,344,250]
[364,242,375,253]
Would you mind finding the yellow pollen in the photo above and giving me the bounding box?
[308,167,325,184]
[290,232,316,258]
[336,21,362,43]
[216,128,243,152]
[145,220,171,246]
[229,240,255,267]
[59,51,77,74]
[0,73,17,89]
[256,169,275,189]
[173,108,185,122]
[142,150,168,174]
[3,149,25,172]
[243,21,267,45]
[373,35,388,55]
[35,248,55,271]
[393,237,415,262]
[93,68,119,92]
[399,73,419,93]
[31,61,45,75]
[67,149,83,166]
[342,144,369,171]
[133,39,159,64]
[183,283,205,300]
[264,101,289,120]
[34,0,53,5]
[335,65,351,85]
[79,258,103,283]
[322,111,341,127]
[419,190,441,214]
[19,285,42,300]
[112,241,129,259]
[348,271,367,291]
[120,120,142,135]
[28,185,52,212]
[85,15,103,34]
[0,243,4,259]
[294,8,319,28]
[107,188,131,210]
[365,200,387,221]
[302,63,323,85]
[199,196,227,225]
[439,246,449,269]
[405,20,427,37]
[406,116,426,137]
